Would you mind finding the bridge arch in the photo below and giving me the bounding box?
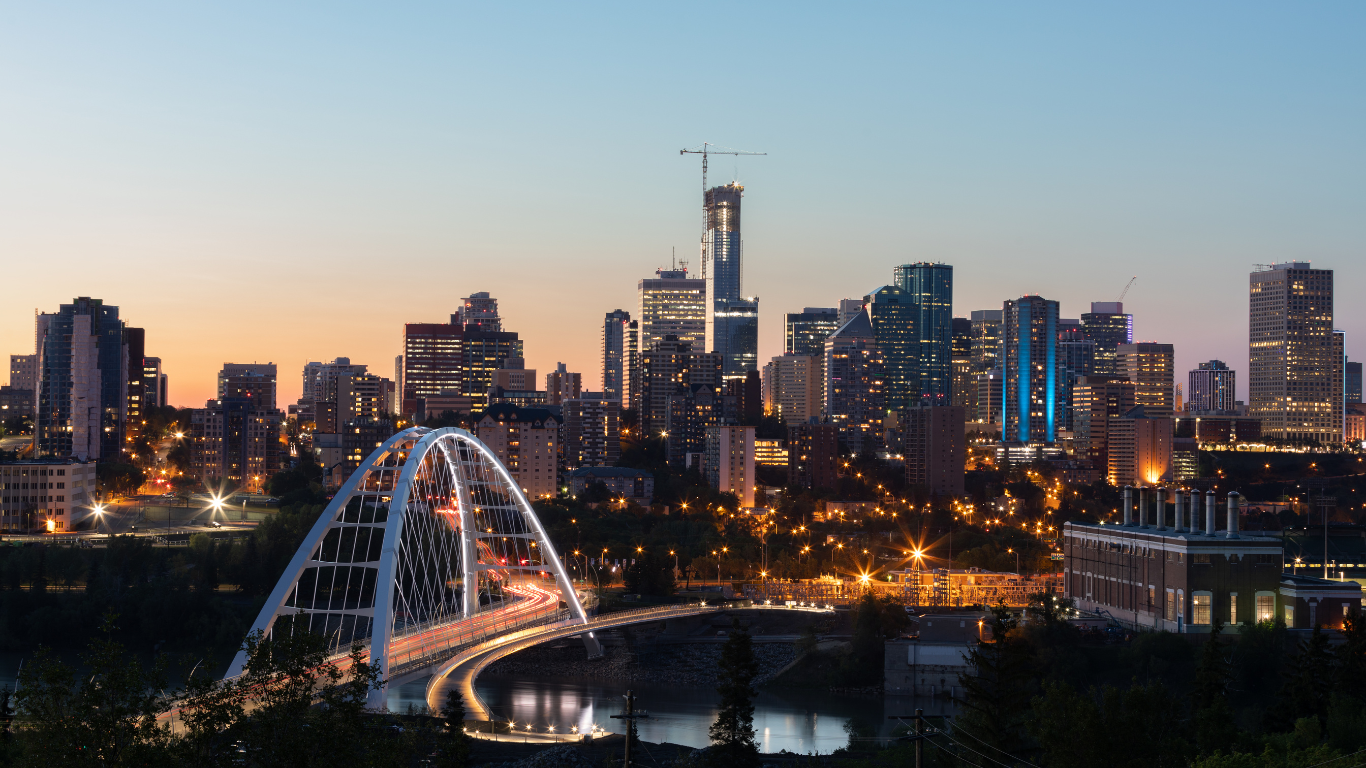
[225,426,598,707]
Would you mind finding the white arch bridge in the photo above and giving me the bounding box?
[228,427,740,710]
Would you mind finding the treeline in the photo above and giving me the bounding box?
[0,615,471,768]
[0,470,330,657]
[857,604,1366,767]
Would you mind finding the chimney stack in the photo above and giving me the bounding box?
[1173,489,1185,533]
[1156,488,1167,531]
[1189,491,1200,535]
[1123,486,1133,526]
[1226,492,1240,539]
[1206,490,1217,536]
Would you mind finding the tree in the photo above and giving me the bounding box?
[13,613,172,767]
[1193,618,1238,755]
[707,619,760,768]
[1275,624,1335,728]
[438,688,470,767]
[623,552,675,596]
[954,604,1034,762]
[96,462,145,498]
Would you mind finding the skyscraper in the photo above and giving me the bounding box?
[1081,302,1134,375]
[602,309,632,402]
[1002,296,1062,444]
[638,267,706,352]
[35,297,127,461]
[638,336,723,435]
[1349,361,1363,404]
[864,285,917,412]
[453,292,501,331]
[785,308,840,356]
[1057,325,1096,432]
[951,317,974,413]
[894,262,954,402]
[1251,261,1338,440]
[762,354,822,426]
[1188,360,1237,413]
[900,404,966,497]
[123,326,146,446]
[969,310,1003,373]
[825,312,885,452]
[1118,343,1175,421]
[1072,375,1136,471]
[462,326,523,410]
[401,323,463,417]
[712,297,759,379]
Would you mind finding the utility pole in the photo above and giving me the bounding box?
[610,689,651,767]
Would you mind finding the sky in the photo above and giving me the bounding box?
[1,3,1362,407]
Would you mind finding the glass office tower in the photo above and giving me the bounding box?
[785,308,841,356]
[865,285,918,411]
[1081,301,1133,375]
[894,263,954,402]
[1002,295,1062,444]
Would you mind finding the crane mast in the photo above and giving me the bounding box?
[680,143,766,279]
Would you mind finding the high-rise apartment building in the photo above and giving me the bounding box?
[1002,296,1063,444]
[1188,360,1237,413]
[1118,343,1175,421]
[545,363,581,406]
[141,357,163,410]
[9,355,37,392]
[969,310,1003,373]
[1072,375,1137,471]
[1081,302,1133,376]
[401,323,463,417]
[454,292,501,331]
[901,404,965,497]
[563,392,620,469]
[123,327,146,446]
[666,384,736,468]
[865,285,917,412]
[894,263,954,403]
[1107,406,1172,486]
[639,267,706,352]
[762,354,822,426]
[638,337,723,435]
[975,368,1003,424]
[462,327,523,411]
[785,308,840,356]
[35,298,127,461]
[825,312,885,452]
[704,425,755,508]
[218,363,278,411]
[951,318,974,413]
[602,309,632,402]
[1057,328,1096,432]
[787,422,838,490]
[1348,361,1363,404]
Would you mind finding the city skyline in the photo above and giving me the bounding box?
[2,4,1364,407]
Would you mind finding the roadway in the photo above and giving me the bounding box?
[424,601,835,722]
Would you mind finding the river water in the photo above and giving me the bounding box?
[388,675,956,756]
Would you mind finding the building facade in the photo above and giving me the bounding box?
[9,355,37,392]
[639,267,706,353]
[785,308,840,357]
[1107,406,1173,487]
[638,337,723,435]
[190,397,282,492]
[787,422,839,490]
[475,404,560,499]
[969,310,1003,375]
[602,309,632,403]
[0,459,96,532]
[705,425,755,508]
[563,392,620,469]
[1072,375,1137,471]
[762,354,822,426]
[35,297,127,461]
[1081,302,1134,376]
[1187,360,1236,413]
[1118,343,1175,421]
[1249,263,1342,444]
[401,322,464,417]
[901,404,965,497]
[894,262,954,403]
[825,312,885,453]
[865,285,918,412]
[1002,296,1062,444]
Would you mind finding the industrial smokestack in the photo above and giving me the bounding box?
[1206,490,1217,536]
[1173,489,1185,533]
[1138,486,1149,528]
[1123,486,1133,526]
[1156,487,1167,531]
[1190,491,1200,536]
[1226,492,1240,539]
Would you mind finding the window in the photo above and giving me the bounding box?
[1192,593,1211,625]
[1285,606,1296,626]
[1148,585,1156,608]
[1166,590,1176,622]
[1256,593,1275,623]
[1230,593,1238,625]
[1193,553,1212,564]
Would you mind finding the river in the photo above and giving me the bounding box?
[388,675,956,756]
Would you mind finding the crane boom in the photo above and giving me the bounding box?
[1117,276,1137,302]
[680,142,766,200]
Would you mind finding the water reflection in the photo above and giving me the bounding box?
[390,675,956,755]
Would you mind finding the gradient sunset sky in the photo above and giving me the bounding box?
[2,3,1362,407]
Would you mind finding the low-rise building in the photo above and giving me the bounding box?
[885,613,990,697]
[0,459,96,532]
[566,466,654,504]
[0,386,34,419]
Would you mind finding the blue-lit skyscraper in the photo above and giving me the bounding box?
[894,263,953,402]
[1002,296,1063,444]
[703,182,757,379]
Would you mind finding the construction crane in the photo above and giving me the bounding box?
[1117,275,1137,302]
[680,143,766,280]
[679,143,767,199]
